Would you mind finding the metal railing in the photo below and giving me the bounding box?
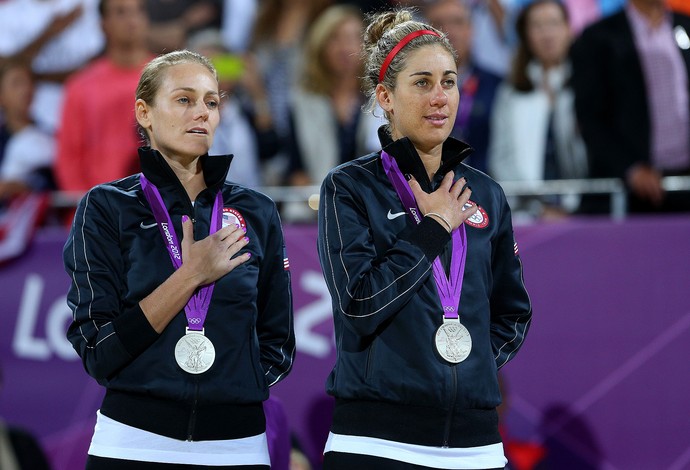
[49,176,690,222]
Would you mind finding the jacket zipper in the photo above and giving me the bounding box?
[186,382,199,441]
[442,366,458,447]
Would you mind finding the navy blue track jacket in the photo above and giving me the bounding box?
[64,148,295,441]
[317,131,531,448]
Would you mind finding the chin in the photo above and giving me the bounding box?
[189,144,212,156]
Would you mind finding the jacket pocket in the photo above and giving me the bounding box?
[248,325,263,389]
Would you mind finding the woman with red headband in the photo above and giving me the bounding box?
[317,8,532,470]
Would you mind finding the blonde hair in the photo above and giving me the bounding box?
[300,5,364,95]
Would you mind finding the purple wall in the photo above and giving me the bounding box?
[1,217,689,470]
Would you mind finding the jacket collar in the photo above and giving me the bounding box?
[378,126,473,188]
[138,147,233,194]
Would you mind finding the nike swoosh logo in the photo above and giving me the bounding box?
[387,210,406,220]
[140,222,158,229]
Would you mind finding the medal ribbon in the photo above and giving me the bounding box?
[140,174,223,331]
[381,151,467,320]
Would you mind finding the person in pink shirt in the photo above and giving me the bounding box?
[55,0,151,194]
[571,0,690,213]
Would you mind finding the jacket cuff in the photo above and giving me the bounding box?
[400,216,451,261]
[112,304,160,358]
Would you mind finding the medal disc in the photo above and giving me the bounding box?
[174,331,216,374]
[435,321,472,364]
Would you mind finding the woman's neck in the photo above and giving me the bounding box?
[418,148,443,182]
[391,128,444,181]
[165,155,206,201]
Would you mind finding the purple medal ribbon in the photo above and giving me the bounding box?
[381,151,467,320]
[140,174,223,331]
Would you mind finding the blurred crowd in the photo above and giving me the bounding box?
[0,0,689,227]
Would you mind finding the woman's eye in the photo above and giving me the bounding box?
[415,79,428,87]
[444,79,456,88]
[177,97,189,104]
[206,100,219,109]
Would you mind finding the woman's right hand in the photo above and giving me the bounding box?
[179,216,251,286]
[409,172,478,231]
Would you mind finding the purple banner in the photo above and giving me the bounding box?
[1,218,689,469]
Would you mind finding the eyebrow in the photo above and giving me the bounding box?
[172,87,219,96]
[408,70,458,77]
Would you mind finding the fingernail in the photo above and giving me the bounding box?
[246,252,252,258]
[244,236,249,243]
[242,226,247,233]
[405,173,412,181]
[181,215,189,223]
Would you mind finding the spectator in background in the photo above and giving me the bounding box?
[284,5,385,221]
[0,363,52,470]
[145,0,221,54]
[571,0,690,213]
[187,29,281,188]
[424,0,502,174]
[249,0,332,185]
[55,0,151,194]
[0,0,104,134]
[0,60,55,202]
[287,5,383,188]
[489,0,587,219]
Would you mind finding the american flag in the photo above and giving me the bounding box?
[0,194,48,265]
[283,247,290,270]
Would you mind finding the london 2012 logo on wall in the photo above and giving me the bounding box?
[222,208,246,230]
[463,201,489,229]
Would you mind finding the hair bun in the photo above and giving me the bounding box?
[363,10,414,51]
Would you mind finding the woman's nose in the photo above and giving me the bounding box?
[194,101,210,120]
[430,83,448,106]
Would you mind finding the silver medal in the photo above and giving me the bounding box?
[434,319,472,364]
[174,328,216,374]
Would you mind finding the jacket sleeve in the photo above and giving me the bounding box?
[489,192,532,369]
[64,188,159,382]
[256,205,295,386]
[317,168,451,337]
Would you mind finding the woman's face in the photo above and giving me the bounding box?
[526,2,571,68]
[323,17,363,77]
[0,66,33,117]
[136,62,220,161]
[377,44,459,154]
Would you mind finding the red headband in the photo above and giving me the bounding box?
[378,29,441,83]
